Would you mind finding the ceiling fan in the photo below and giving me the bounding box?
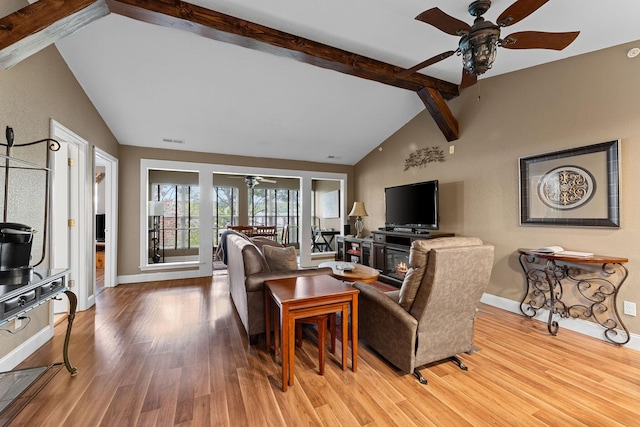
[235,175,277,189]
[397,0,580,89]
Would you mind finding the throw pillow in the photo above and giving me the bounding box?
[263,245,298,272]
[252,236,283,252]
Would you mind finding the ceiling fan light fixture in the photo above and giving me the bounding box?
[244,176,258,189]
[410,0,580,86]
[460,25,501,76]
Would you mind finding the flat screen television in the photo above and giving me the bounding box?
[384,180,439,231]
[96,214,106,242]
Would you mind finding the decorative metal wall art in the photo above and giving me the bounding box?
[404,146,445,171]
[519,141,620,227]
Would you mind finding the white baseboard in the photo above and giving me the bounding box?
[481,293,640,352]
[118,269,210,285]
[0,325,54,371]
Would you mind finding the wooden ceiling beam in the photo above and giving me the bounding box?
[417,87,459,142]
[0,0,461,141]
[105,0,459,99]
[0,0,109,69]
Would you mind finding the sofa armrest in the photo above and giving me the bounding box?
[245,267,333,293]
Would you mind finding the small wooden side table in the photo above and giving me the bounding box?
[265,274,359,391]
[318,261,380,283]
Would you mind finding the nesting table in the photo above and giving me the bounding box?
[265,274,359,391]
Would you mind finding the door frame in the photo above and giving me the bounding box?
[50,120,93,310]
[94,147,118,288]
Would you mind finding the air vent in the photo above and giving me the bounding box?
[162,138,185,145]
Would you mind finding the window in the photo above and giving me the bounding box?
[152,183,200,249]
[249,188,300,245]
[213,186,239,246]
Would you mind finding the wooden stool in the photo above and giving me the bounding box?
[295,313,336,375]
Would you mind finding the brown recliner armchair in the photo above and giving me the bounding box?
[353,237,494,383]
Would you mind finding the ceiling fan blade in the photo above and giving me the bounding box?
[497,0,549,27]
[416,8,471,36]
[259,178,277,183]
[502,31,580,50]
[396,51,455,78]
[460,69,477,90]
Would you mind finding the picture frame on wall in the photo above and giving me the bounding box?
[321,190,340,219]
[519,140,620,227]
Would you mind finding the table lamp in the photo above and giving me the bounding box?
[348,201,368,238]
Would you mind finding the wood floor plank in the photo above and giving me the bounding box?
[210,390,231,426]
[188,394,212,426]
[441,371,543,425]
[8,275,640,426]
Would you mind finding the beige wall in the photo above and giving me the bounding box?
[119,145,354,276]
[0,4,119,159]
[0,1,119,361]
[355,40,640,336]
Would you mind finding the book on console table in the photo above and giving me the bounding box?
[532,246,593,258]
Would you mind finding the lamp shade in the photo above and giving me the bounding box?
[348,202,368,218]
[148,200,164,217]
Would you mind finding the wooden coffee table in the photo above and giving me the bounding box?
[318,261,380,283]
[265,274,359,391]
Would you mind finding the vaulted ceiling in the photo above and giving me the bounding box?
[2,0,640,165]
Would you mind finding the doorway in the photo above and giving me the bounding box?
[50,120,118,312]
[50,121,89,312]
[94,148,118,291]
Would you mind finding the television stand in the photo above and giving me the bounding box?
[371,230,455,286]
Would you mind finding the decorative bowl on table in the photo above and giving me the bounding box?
[335,263,354,271]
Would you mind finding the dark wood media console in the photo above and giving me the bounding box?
[371,230,454,286]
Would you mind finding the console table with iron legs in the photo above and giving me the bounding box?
[518,249,629,345]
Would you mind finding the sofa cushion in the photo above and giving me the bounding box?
[252,236,283,252]
[263,245,298,271]
[240,242,269,276]
[398,237,484,311]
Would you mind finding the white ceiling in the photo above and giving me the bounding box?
[54,0,640,165]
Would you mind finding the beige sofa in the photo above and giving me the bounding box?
[225,232,332,341]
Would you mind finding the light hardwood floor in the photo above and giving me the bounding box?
[10,273,640,426]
